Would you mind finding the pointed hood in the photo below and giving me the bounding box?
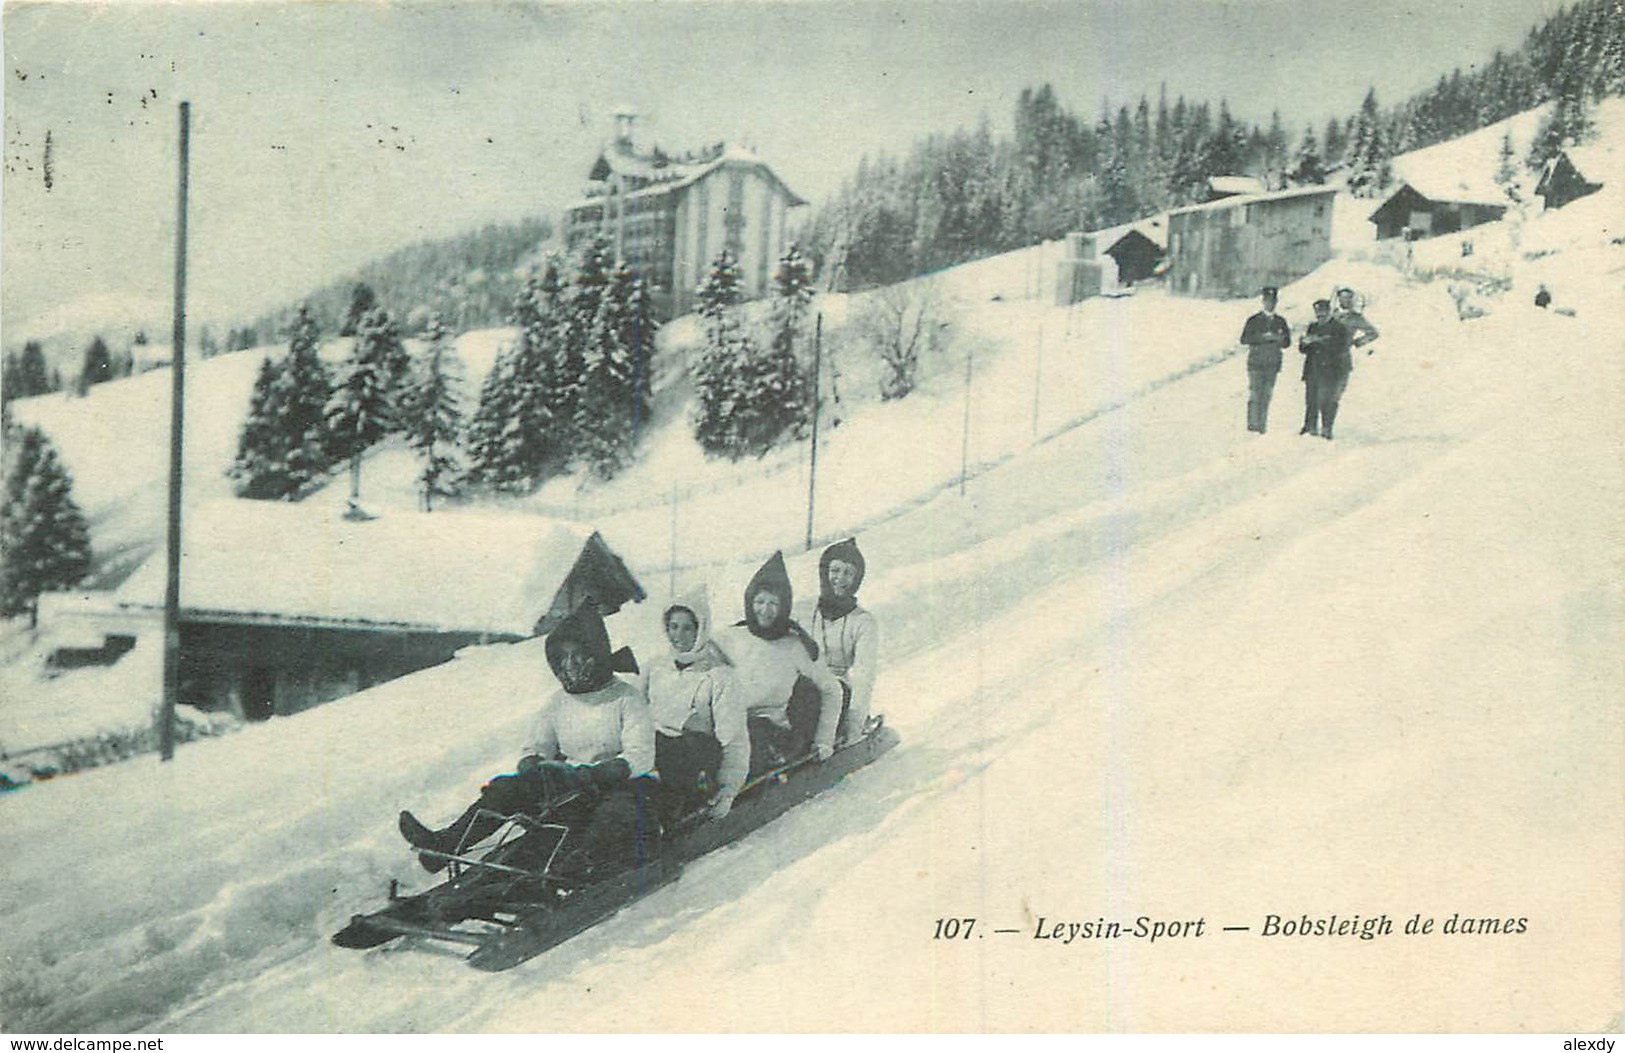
[741,551,794,640]
[817,537,867,620]
[664,584,714,665]
[545,603,638,694]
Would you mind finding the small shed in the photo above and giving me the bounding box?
[1166,185,1338,299]
[114,502,645,720]
[1368,178,1508,241]
[1102,227,1166,285]
[1535,148,1605,211]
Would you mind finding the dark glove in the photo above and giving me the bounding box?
[580,758,631,787]
[536,760,588,791]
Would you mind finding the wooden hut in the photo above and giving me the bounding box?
[112,503,645,721]
[1535,148,1605,211]
[1368,178,1508,241]
[1166,186,1337,299]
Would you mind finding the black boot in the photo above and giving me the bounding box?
[398,809,445,850]
[400,803,506,874]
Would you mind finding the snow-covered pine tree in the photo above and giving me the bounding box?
[575,257,657,480]
[691,250,749,456]
[1495,130,1521,199]
[3,342,52,402]
[1290,124,1326,186]
[467,266,568,493]
[559,237,612,454]
[276,306,336,498]
[328,307,404,501]
[1346,88,1390,198]
[227,356,295,499]
[690,249,812,460]
[464,339,519,489]
[509,263,569,489]
[769,244,815,363]
[1527,66,1595,168]
[1,425,91,624]
[76,336,113,395]
[401,313,466,510]
[340,282,378,337]
[225,305,330,501]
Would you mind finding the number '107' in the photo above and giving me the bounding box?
[933,917,975,939]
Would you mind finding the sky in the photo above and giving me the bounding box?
[2,0,1562,341]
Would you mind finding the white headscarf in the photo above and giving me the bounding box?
[663,584,717,666]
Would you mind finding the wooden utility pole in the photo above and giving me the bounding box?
[805,313,822,551]
[159,102,190,761]
[959,337,975,496]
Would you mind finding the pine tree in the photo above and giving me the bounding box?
[227,356,293,499]
[690,249,810,459]
[277,306,334,496]
[4,341,52,401]
[691,250,751,456]
[1528,65,1596,168]
[1495,130,1521,197]
[328,307,404,501]
[339,282,378,337]
[467,265,569,493]
[1290,124,1326,185]
[576,258,656,480]
[400,314,465,510]
[1346,88,1390,198]
[1,426,92,624]
[77,336,113,394]
[1323,117,1348,169]
[1263,110,1290,188]
[227,306,332,500]
[464,340,519,489]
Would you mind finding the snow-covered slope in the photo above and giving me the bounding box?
[3,102,1622,1033]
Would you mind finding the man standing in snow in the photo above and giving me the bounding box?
[1239,285,1292,433]
[1299,299,1352,440]
[1332,286,1380,355]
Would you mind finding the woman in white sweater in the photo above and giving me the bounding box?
[642,585,749,821]
[398,604,656,878]
[715,551,843,776]
[810,537,880,746]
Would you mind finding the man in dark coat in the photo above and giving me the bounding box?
[1239,285,1292,433]
[1299,299,1352,440]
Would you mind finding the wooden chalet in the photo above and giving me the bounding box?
[563,112,807,319]
[1166,185,1337,299]
[1368,178,1508,241]
[112,503,645,721]
[1535,148,1605,211]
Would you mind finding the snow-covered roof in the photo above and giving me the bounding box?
[1167,183,1338,218]
[1206,175,1268,197]
[1556,145,1610,178]
[569,141,806,212]
[1389,149,1508,207]
[114,501,644,637]
[1089,215,1168,252]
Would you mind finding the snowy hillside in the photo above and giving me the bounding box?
[2,103,1622,1033]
